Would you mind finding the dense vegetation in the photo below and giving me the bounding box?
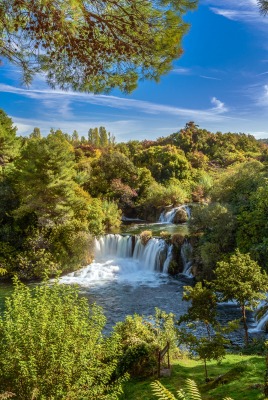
[1,112,268,281]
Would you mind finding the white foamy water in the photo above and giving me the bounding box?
[60,234,169,287]
[159,205,191,224]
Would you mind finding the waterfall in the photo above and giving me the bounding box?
[60,234,172,286]
[163,245,173,273]
[95,234,168,271]
[95,234,133,260]
[159,205,191,223]
[254,303,268,332]
[181,241,193,277]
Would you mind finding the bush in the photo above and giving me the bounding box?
[140,230,153,245]
[0,278,125,399]
[114,309,179,377]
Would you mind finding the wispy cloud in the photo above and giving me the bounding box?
[172,68,192,75]
[200,75,222,81]
[203,0,268,27]
[0,83,229,122]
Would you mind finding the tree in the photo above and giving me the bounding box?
[0,0,197,93]
[99,126,109,148]
[213,249,268,345]
[29,127,41,140]
[178,283,228,381]
[0,278,125,399]
[0,109,19,167]
[258,0,268,14]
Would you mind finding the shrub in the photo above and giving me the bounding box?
[140,230,153,245]
[0,278,125,399]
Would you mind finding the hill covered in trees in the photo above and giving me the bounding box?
[0,111,268,280]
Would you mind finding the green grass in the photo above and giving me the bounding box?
[120,354,266,400]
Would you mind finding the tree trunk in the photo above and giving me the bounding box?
[204,359,209,382]
[241,304,249,346]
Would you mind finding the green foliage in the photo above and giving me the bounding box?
[189,203,236,278]
[0,278,125,399]
[178,283,228,380]
[213,249,268,345]
[135,145,191,183]
[211,161,265,211]
[114,309,179,377]
[88,151,137,198]
[0,109,19,168]
[88,199,121,235]
[0,0,197,93]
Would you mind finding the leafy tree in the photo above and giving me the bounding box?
[99,126,109,148]
[213,249,268,345]
[236,181,268,270]
[0,109,19,167]
[114,309,178,377]
[211,161,265,212]
[189,203,236,278]
[0,0,197,93]
[258,0,268,14]
[72,130,79,144]
[0,278,125,399]
[88,151,137,198]
[135,145,191,182]
[178,283,228,380]
[14,131,90,225]
[29,127,41,140]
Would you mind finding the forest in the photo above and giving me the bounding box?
[1,112,268,281]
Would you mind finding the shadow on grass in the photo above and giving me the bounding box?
[120,355,265,400]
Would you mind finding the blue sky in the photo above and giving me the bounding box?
[1,0,268,141]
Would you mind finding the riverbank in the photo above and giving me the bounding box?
[120,354,265,400]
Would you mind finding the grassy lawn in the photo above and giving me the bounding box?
[120,354,266,400]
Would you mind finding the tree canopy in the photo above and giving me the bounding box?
[0,0,197,93]
[258,0,268,14]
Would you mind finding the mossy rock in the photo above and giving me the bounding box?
[173,208,188,224]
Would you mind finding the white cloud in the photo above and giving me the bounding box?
[200,75,221,81]
[172,68,191,75]
[0,83,229,122]
[202,0,268,26]
[211,97,228,113]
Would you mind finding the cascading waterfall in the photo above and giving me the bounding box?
[163,245,173,273]
[181,241,193,277]
[60,234,171,286]
[254,302,268,332]
[159,205,191,223]
[95,234,133,259]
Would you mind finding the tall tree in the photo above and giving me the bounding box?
[213,249,268,345]
[99,126,108,147]
[0,0,197,93]
[0,109,19,167]
[29,127,41,140]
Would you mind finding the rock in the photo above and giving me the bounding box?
[173,208,188,224]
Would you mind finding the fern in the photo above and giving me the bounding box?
[151,379,234,400]
[0,393,15,400]
[151,381,178,400]
[184,379,202,400]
